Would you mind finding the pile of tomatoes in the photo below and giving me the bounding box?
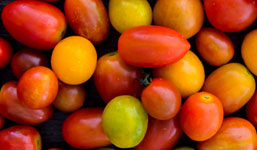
[0,0,257,150]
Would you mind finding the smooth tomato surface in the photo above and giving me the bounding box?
[0,38,12,69]
[246,91,257,127]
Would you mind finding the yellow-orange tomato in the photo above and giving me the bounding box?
[153,51,205,98]
[153,0,204,39]
[203,63,256,115]
[51,36,97,85]
[242,29,257,76]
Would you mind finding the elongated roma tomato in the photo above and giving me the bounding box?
[118,25,190,68]
[1,0,67,50]
[0,38,12,69]
[246,91,257,127]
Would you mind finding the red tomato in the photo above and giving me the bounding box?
[94,52,143,103]
[0,125,41,150]
[180,92,224,141]
[64,0,109,44]
[1,0,67,50]
[17,66,58,109]
[0,116,4,130]
[11,49,49,78]
[246,91,257,127]
[204,0,257,32]
[0,38,12,69]
[118,25,190,68]
[141,78,181,120]
[62,108,111,149]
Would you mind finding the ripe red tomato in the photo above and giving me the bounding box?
[246,91,257,127]
[0,116,4,130]
[180,92,224,141]
[0,38,12,69]
[94,52,143,103]
[141,78,181,120]
[118,25,190,68]
[1,0,67,50]
[62,108,111,149]
[17,66,58,109]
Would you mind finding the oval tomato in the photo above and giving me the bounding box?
[0,38,12,69]
[246,91,257,127]
[0,116,4,130]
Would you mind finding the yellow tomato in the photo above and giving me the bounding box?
[51,36,97,85]
[153,51,205,98]
[109,0,152,33]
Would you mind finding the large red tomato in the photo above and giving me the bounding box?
[0,38,12,69]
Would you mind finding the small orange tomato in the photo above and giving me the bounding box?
[196,28,234,66]
[0,116,4,130]
[246,91,257,127]
[180,92,223,141]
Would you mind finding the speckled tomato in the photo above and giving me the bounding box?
[246,91,257,127]
[0,38,12,69]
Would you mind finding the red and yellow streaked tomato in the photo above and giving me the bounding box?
[0,38,12,69]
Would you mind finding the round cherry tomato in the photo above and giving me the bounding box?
[64,0,109,44]
[11,49,49,78]
[62,108,111,149]
[0,81,53,125]
[135,116,182,150]
[1,0,67,50]
[17,66,58,109]
[153,51,205,98]
[53,82,86,112]
[197,117,257,150]
[203,63,256,115]
[0,38,12,69]
[204,0,257,32]
[174,147,195,150]
[118,25,190,68]
[51,36,97,85]
[141,78,181,120]
[196,28,234,66]
[153,0,204,39]
[109,0,152,33]
[94,52,143,103]
[102,95,148,148]
[0,116,4,130]
[0,125,41,150]
[246,91,257,127]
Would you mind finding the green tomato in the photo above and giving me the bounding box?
[102,95,148,148]
[174,147,195,150]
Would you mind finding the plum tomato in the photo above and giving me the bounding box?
[0,38,12,69]
[196,28,234,66]
[118,25,190,68]
[141,78,181,120]
[17,66,58,109]
[0,116,4,130]
[51,36,97,85]
[102,95,148,148]
[62,108,111,149]
[246,91,257,127]
[203,63,256,115]
[94,52,143,103]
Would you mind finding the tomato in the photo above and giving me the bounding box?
[246,91,257,127]
[198,117,257,150]
[203,63,256,115]
[153,51,205,98]
[17,66,58,109]
[51,36,97,85]
[94,52,143,103]
[135,116,182,150]
[0,38,12,69]
[62,108,111,149]
[0,81,53,125]
[0,116,4,130]
[204,0,257,32]
[53,82,86,112]
[153,0,204,39]
[118,25,190,68]
[64,0,109,44]
[141,78,181,120]
[196,28,234,66]
[102,95,148,148]
[1,0,67,50]
[174,147,195,150]
[0,125,41,150]
[11,49,49,78]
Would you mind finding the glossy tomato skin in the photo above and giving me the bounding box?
[135,116,182,150]
[246,91,257,127]
[153,0,204,39]
[94,52,143,103]
[11,49,49,78]
[196,28,234,66]
[64,0,109,44]
[0,116,4,130]
[203,63,256,115]
[198,117,257,150]
[1,0,67,50]
[141,78,181,120]
[0,125,41,150]
[204,0,257,32]
[62,108,111,149]
[0,38,12,69]
[118,25,190,68]
[17,66,58,109]
[0,81,53,125]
